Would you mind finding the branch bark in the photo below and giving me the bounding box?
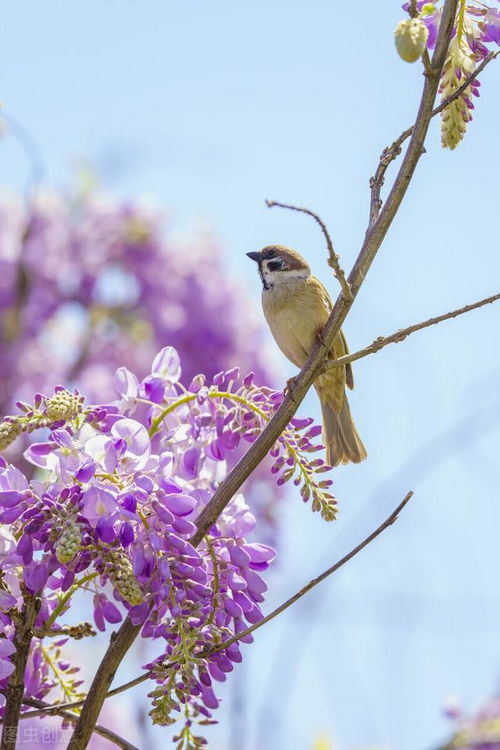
[190,0,458,549]
[0,595,40,750]
[20,699,139,750]
[66,619,142,750]
[321,292,500,373]
[22,490,414,714]
[66,3,459,745]
[369,50,498,225]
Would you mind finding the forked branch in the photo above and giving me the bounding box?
[24,490,414,714]
[66,4,459,746]
[322,292,500,373]
[369,51,498,225]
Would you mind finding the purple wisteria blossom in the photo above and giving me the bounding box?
[0,190,274,410]
[0,189,286,533]
[0,347,333,744]
[398,2,500,148]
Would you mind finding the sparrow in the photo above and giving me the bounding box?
[247,245,367,467]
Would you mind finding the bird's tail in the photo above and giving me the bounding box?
[320,394,367,467]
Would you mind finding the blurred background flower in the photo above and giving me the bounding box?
[1,1,499,749]
[0,188,273,408]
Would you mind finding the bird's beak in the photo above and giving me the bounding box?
[246,251,262,263]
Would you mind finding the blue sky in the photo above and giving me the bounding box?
[2,2,500,749]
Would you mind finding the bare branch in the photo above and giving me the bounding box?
[20,699,139,750]
[191,0,458,549]
[265,199,352,300]
[196,491,414,656]
[33,490,414,713]
[321,292,500,373]
[66,618,142,750]
[0,595,40,750]
[66,4,459,745]
[369,50,498,225]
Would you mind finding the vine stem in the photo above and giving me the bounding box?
[66,4,458,747]
[190,0,459,549]
[31,489,414,712]
[0,595,40,750]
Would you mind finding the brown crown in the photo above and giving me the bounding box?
[260,245,310,271]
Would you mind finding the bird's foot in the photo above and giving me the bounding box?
[284,376,298,403]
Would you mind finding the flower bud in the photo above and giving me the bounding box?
[0,419,22,450]
[45,389,83,422]
[394,18,429,62]
[106,550,143,606]
[421,3,436,15]
[56,521,82,564]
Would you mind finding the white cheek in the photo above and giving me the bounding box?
[281,270,309,282]
[263,269,308,286]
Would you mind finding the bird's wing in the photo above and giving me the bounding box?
[308,276,355,390]
[340,330,354,390]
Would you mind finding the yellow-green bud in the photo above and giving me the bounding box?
[45,390,83,422]
[394,18,429,63]
[0,419,22,450]
[107,551,143,606]
[56,521,82,564]
[421,3,436,15]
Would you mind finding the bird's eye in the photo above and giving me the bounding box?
[267,259,285,272]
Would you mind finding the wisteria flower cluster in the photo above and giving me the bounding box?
[395,1,500,148]
[0,347,334,746]
[0,189,273,412]
[0,189,285,533]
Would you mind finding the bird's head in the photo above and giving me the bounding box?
[246,245,310,290]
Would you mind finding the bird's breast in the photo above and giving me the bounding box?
[262,280,326,368]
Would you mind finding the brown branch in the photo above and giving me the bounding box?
[66,619,142,750]
[194,491,414,657]
[191,0,458,550]
[265,199,352,300]
[369,50,498,226]
[321,292,500,373]
[65,4,459,746]
[20,699,139,750]
[25,490,414,714]
[0,595,40,750]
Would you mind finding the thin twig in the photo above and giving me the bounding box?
[190,0,458,550]
[66,5,458,746]
[19,699,139,750]
[265,199,352,300]
[25,490,414,714]
[196,490,414,656]
[321,292,500,373]
[369,50,498,226]
[0,595,40,750]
